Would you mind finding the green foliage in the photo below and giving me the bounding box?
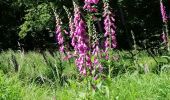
[19,3,53,38]
[56,73,170,100]
[0,73,22,100]
[0,72,55,100]
[0,50,77,86]
[0,51,170,99]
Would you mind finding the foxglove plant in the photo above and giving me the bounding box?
[62,1,103,78]
[63,7,75,38]
[73,2,92,75]
[72,2,81,48]
[103,2,117,52]
[160,0,169,50]
[160,0,167,23]
[55,14,65,52]
[102,1,117,78]
[84,0,104,77]
[91,24,103,73]
[63,6,76,56]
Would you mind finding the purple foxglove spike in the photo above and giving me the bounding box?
[55,16,66,52]
[160,1,167,23]
[103,2,117,50]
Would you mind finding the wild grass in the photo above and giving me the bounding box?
[0,50,170,100]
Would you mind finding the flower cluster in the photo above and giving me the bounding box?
[73,2,103,76]
[160,0,168,46]
[56,1,118,78]
[83,0,99,12]
[63,6,75,44]
[71,3,80,48]
[92,23,103,65]
[73,2,92,75]
[75,20,91,75]
[66,13,74,39]
[55,15,65,52]
[160,0,167,23]
[103,3,117,52]
[92,40,103,73]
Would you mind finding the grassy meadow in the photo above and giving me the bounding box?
[0,50,170,100]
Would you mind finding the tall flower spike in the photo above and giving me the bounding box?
[160,0,169,51]
[160,0,167,23]
[72,2,80,48]
[103,2,117,52]
[73,1,91,75]
[91,21,103,75]
[55,14,65,52]
[63,6,75,38]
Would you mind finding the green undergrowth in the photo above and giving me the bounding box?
[57,73,170,100]
[1,71,170,100]
[0,50,170,99]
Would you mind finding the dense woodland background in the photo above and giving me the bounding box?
[0,0,170,51]
[2,1,170,99]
